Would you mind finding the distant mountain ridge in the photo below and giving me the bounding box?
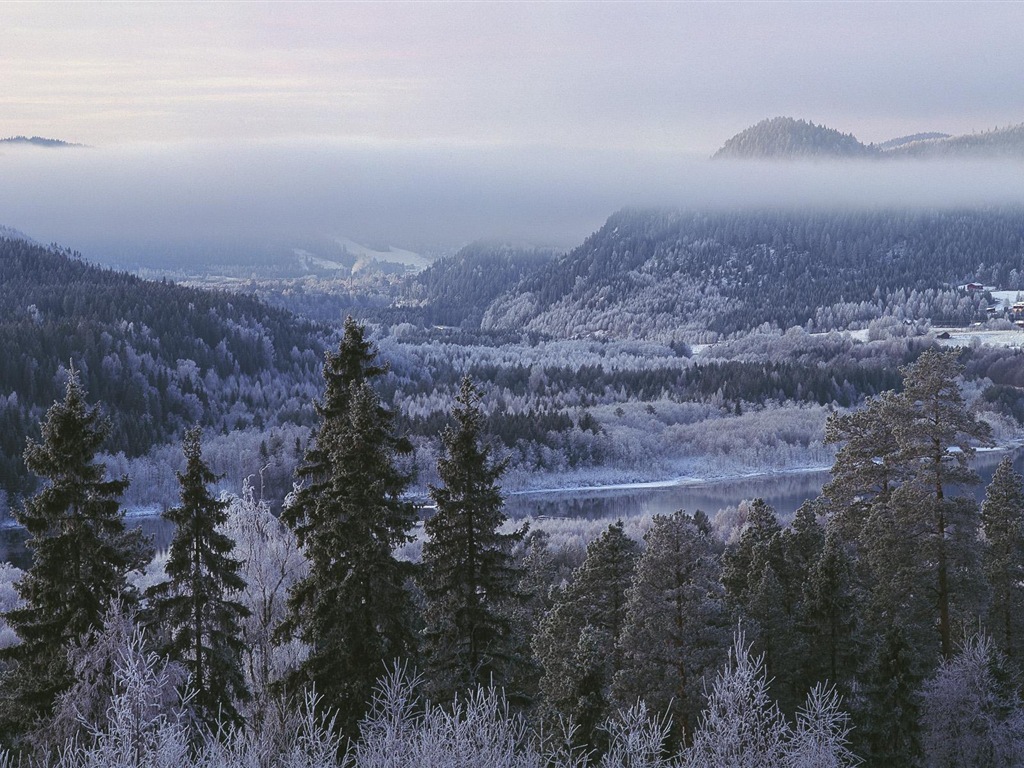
[714,117,1024,159]
[714,117,875,159]
[0,135,84,148]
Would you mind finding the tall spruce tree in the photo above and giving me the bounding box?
[612,511,728,746]
[1,369,149,740]
[146,427,249,731]
[278,318,416,735]
[534,520,639,751]
[420,376,521,702]
[721,498,783,607]
[855,625,923,768]
[981,457,1024,665]
[802,529,861,692]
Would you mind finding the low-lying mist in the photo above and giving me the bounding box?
[2,139,1024,269]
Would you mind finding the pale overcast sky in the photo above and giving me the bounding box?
[3,2,1024,259]
[4,2,1023,153]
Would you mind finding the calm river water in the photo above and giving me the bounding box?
[3,447,1023,569]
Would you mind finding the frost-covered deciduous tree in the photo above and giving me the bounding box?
[684,632,858,768]
[48,604,184,755]
[355,664,539,768]
[0,563,24,650]
[786,685,859,768]
[684,632,789,768]
[53,621,191,768]
[220,479,308,725]
[919,634,1024,768]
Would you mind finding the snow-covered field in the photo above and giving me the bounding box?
[932,326,1024,349]
[988,290,1024,307]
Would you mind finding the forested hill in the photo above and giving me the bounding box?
[0,237,327,496]
[480,207,1024,342]
[715,117,1024,159]
[713,117,877,159]
[0,135,83,148]
[401,242,557,327]
[885,123,1024,158]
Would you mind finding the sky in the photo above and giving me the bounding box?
[2,2,1024,263]
[5,2,1024,151]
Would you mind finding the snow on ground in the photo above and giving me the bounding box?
[932,327,1024,349]
[989,290,1024,307]
[508,463,831,498]
[293,248,348,271]
[336,237,432,272]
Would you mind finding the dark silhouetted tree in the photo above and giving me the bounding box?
[420,376,522,702]
[278,318,416,736]
[146,427,249,731]
[981,457,1024,666]
[1,369,149,740]
[534,520,639,751]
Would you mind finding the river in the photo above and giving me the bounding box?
[2,447,1023,569]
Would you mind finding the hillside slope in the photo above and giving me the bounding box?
[480,207,1024,343]
[0,237,327,495]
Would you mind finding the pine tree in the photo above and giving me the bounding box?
[894,348,992,659]
[721,498,783,607]
[802,530,860,691]
[823,391,904,539]
[1,369,149,739]
[613,511,728,746]
[146,427,249,731]
[981,457,1024,665]
[534,520,639,750]
[855,625,922,768]
[420,376,522,702]
[826,349,992,664]
[278,318,416,735]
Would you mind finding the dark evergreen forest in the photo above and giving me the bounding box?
[0,238,327,496]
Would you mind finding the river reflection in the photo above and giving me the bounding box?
[2,446,1023,569]
[504,471,830,524]
[504,447,1024,525]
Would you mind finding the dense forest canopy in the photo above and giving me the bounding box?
[713,117,876,159]
[479,207,1024,342]
[0,237,327,496]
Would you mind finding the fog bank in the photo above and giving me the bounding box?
[2,139,1023,268]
